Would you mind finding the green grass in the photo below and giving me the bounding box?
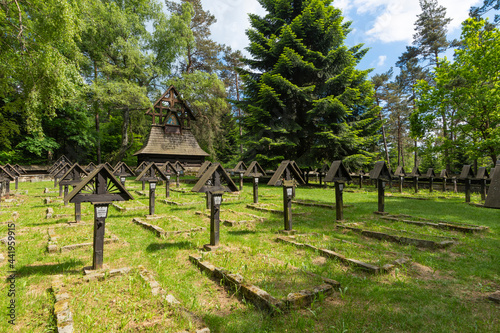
[0,180,499,332]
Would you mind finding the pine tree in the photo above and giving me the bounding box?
[239,0,379,169]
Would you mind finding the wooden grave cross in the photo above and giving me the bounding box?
[410,166,422,194]
[0,166,15,202]
[440,169,449,192]
[476,167,489,201]
[113,162,135,186]
[4,164,21,190]
[324,160,352,222]
[425,168,436,193]
[135,163,169,216]
[135,161,150,191]
[52,163,71,195]
[484,161,500,209]
[459,165,475,203]
[244,161,267,204]
[192,163,238,250]
[394,166,406,193]
[173,161,185,188]
[65,165,134,270]
[59,163,88,221]
[369,161,392,213]
[230,161,247,191]
[163,162,177,198]
[196,161,213,178]
[267,160,306,233]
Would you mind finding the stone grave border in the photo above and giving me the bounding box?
[51,275,74,333]
[246,203,307,216]
[164,199,205,206]
[59,234,120,253]
[195,209,266,227]
[276,236,409,274]
[47,228,58,253]
[292,199,354,210]
[337,225,457,249]
[82,266,131,282]
[189,254,340,313]
[137,265,210,333]
[380,213,488,233]
[112,201,147,212]
[132,217,206,237]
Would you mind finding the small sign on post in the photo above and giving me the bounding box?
[135,163,169,217]
[324,160,352,222]
[244,161,267,204]
[369,161,392,213]
[192,163,238,250]
[113,162,135,187]
[268,160,306,234]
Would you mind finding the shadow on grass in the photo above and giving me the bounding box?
[14,259,85,277]
[146,241,193,252]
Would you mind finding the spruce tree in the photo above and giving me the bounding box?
[239,0,379,169]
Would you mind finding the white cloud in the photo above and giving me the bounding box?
[201,0,266,54]
[377,55,387,66]
[340,0,481,43]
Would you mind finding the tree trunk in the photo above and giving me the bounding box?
[236,72,243,155]
[117,106,130,161]
[414,139,417,168]
[379,108,390,168]
[397,114,401,166]
[94,61,101,164]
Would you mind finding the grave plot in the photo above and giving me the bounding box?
[52,224,119,253]
[292,198,354,210]
[44,204,93,221]
[189,241,341,312]
[380,214,488,233]
[336,220,460,250]
[163,194,205,206]
[112,200,148,212]
[277,233,410,274]
[132,215,206,238]
[59,269,203,332]
[246,202,308,216]
[195,208,266,227]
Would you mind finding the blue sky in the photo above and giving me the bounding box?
[200,0,482,76]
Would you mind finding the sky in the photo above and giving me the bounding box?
[200,0,482,76]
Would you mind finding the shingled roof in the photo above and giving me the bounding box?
[134,126,209,157]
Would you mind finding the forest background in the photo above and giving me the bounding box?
[0,0,499,174]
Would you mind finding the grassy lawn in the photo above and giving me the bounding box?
[0,179,498,332]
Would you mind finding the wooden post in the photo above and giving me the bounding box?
[54,177,58,188]
[59,184,63,197]
[15,176,18,190]
[64,185,69,206]
[253,177,259,204]
[399,176,404,193]
[359,175,363,189]
[480,179,486,201]
[93,203,108,270]
[429,177,433,193]
[442,178,447,192]
[378,179,385,213]
[465,179,471,203]
[149,181,156,216]
[5,181,10,198]
[176,172,180,188]
[239,172,243,191]
[283,184,293,231]
[75,203,81,223]
[206,192,211,210]
[165,176,170,198]
[414,177,419,194]
[209,192,222,247]
[335,182,344,221]
[142,180,145,191]
[319,173,323,186]
[120,176,126,187]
